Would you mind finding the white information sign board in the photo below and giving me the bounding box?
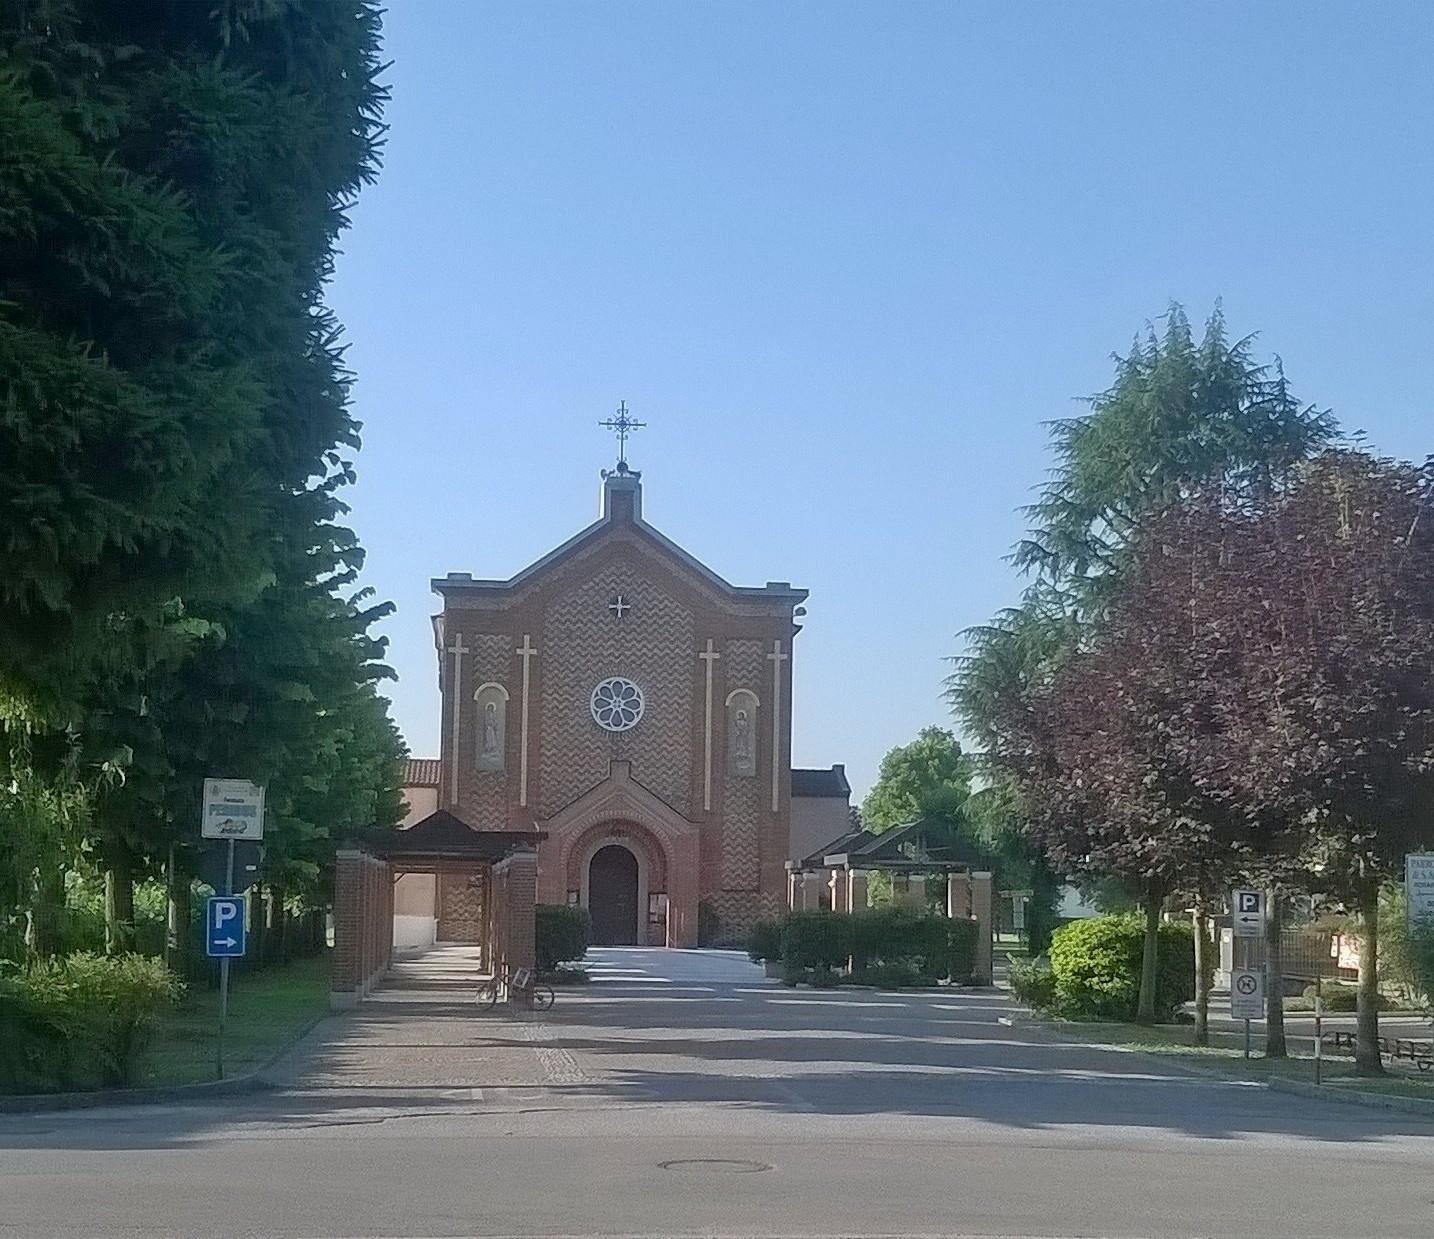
[1230,967,1265,1020]
[201,778,265,840]
[1407,854,1434,926]
[1231,889,1265,939]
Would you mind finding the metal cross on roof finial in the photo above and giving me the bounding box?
[599,400,646,470]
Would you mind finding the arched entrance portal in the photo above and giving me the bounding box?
[588,844,640,945]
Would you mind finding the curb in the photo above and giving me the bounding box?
[0,1010,328,1116]
[1268,1076,1434,1118]
[0,1070,272,1115]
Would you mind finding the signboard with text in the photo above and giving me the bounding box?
[201,778,265,840]
[1230,968,1265,1020]
[1407,854,1434,926]
[1231,890,1265,939]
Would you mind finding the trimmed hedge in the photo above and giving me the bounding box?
[1048,914,1194,1022]
[1,953,183,1092]
[1301,983,1389,1013]
[535,904,592,971]
[747,919,783,963]
[776,908,980,985]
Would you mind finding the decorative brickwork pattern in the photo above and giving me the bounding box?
[725,639,765,693]
[539,560,694,817]
[464,634,512,827]
[702,888,783,946]
[720,638,765,890]
[437,871,487,943]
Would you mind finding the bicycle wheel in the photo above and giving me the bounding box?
[475,979,500,1009]
[531,984,555,1010]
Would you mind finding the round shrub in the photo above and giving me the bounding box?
[535,904,592,971]
[1049,914,1194,1022]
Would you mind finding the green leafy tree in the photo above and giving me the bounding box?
[0,2,393,959]
[862,727,974,832]
[949,304,1334,1024]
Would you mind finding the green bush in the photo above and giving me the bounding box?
[1300,983,1388,1013]
[535,905,592,971]
[748,919,783,963]
[780,910,853,972]
[4,953,183,1090]
[0,978,72,1094]
[946,916,979,984]
[846,961,930,989]
[1048,915,1194,1022]
[850,907,946,979]
[1009,956,1057,1010]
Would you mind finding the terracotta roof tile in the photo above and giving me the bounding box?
[403,757,441,787]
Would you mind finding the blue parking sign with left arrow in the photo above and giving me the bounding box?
[206,896,247,958]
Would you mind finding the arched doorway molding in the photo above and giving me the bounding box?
[570,819,665,945]
[540,761,699,947]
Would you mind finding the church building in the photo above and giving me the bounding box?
[394,420,849,950]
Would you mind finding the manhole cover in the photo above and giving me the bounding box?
[658,1158,772,1174]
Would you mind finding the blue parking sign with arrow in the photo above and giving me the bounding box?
[206,896,247,958]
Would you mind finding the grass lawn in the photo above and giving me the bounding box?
[1038,1015,1434,1101]
[143,953,331,1087]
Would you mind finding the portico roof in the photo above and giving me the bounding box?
[790,816,992,873]
[377,810,544,865]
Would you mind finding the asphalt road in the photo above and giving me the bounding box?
[3,946,1433,1239]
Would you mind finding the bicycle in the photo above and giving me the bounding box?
[475,964,555,1010]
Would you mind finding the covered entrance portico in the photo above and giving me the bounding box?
[785,816,997,985]
[330,810,545,1007]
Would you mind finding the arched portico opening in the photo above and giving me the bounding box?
[587,843,641,945]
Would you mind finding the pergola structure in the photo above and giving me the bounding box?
[785,817,996,984]
[331,810,545,1007]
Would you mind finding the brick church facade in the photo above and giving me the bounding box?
[396,462,837,949]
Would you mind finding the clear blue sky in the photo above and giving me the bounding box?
[330,3,1433,799]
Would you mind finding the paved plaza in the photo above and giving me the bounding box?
[3,946,1434,1238]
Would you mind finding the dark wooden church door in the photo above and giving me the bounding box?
[589,845,639,945]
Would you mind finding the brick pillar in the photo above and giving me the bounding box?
[971,870,994,985]
[947,872,971,919]
[848,870,869,913]
[492,864,510,976]
[331,849,364,1007]
[497,849,538,972]
[380,860,394,978]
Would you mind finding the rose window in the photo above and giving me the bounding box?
[590,677,645,732]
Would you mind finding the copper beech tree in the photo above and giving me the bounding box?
[1008,451,1434,1069]
[1137,452,1434,1074]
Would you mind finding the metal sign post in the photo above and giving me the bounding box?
[1231,968,1264,1059]
[1314,974,1323,1085]
[201,779,263,1080]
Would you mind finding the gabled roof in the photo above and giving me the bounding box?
[379,810,542,862]
[791,766,850,798]
[796,827,877,869]
[795,817,991,872]
[431,476,807,608]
